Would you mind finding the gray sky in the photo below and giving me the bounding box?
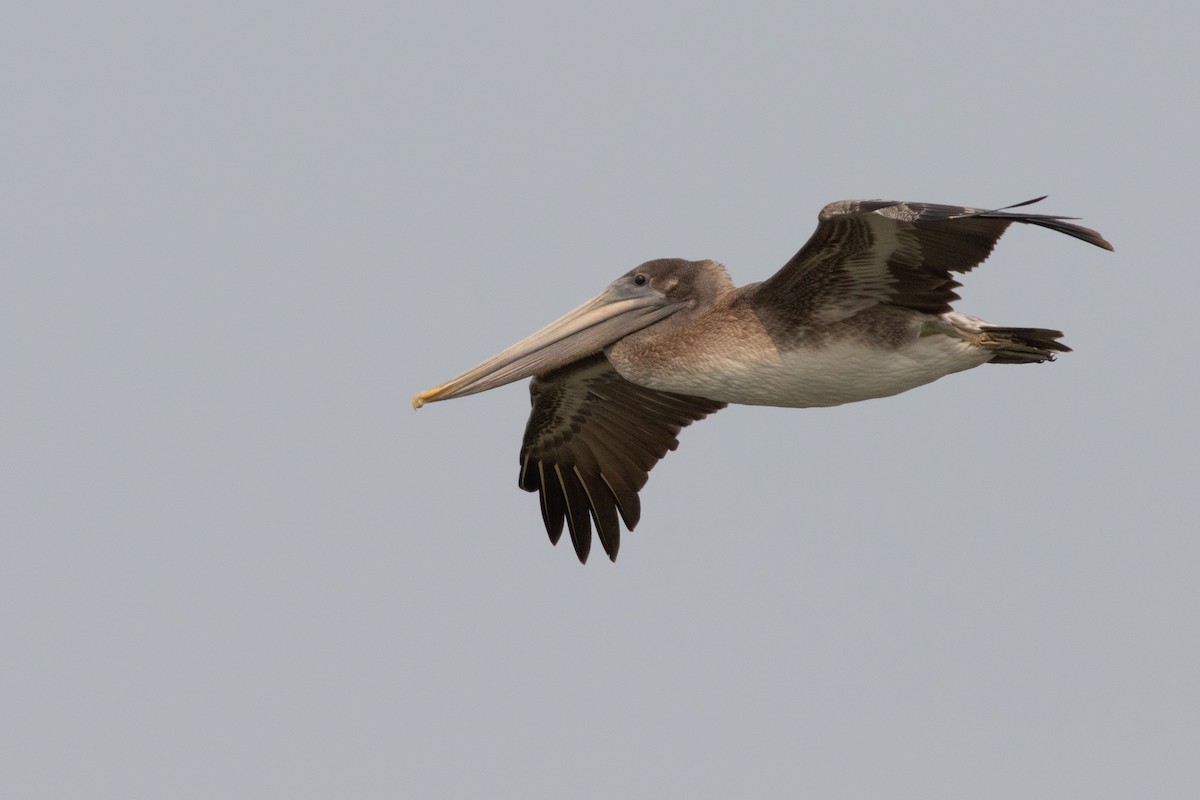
[4,2,1198,798]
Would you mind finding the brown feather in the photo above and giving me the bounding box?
[755,197,1112,330]
[519,353,724,562]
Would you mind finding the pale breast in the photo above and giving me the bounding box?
[606,306,992,408]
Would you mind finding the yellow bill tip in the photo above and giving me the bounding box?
[413,383,452,410]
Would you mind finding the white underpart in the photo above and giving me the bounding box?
[622,316,994,408]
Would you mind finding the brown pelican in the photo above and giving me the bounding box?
[413,197,1112,563]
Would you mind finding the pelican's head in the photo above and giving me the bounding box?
[412,258,731,408]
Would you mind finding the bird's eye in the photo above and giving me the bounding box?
[633,274,648,286]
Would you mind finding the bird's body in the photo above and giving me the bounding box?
[414,196,1112,562]
[607,296,992,408]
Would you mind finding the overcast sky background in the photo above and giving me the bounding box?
[4,2,1198,798]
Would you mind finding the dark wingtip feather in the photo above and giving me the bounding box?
[536,462,565,546]
[970,196,1114,252]
[1019,217,1114,251]
[990,195,1049,211]
[554,464,593,564]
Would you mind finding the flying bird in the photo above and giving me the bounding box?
[413,197,1112,563]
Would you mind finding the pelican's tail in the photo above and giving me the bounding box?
[937,312,1071,364]
[976,325,1071,364]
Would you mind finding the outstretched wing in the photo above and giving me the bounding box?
[754,197,1113,326]
[518,353,725,563]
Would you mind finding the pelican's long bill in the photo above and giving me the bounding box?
[412,281,682,409]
